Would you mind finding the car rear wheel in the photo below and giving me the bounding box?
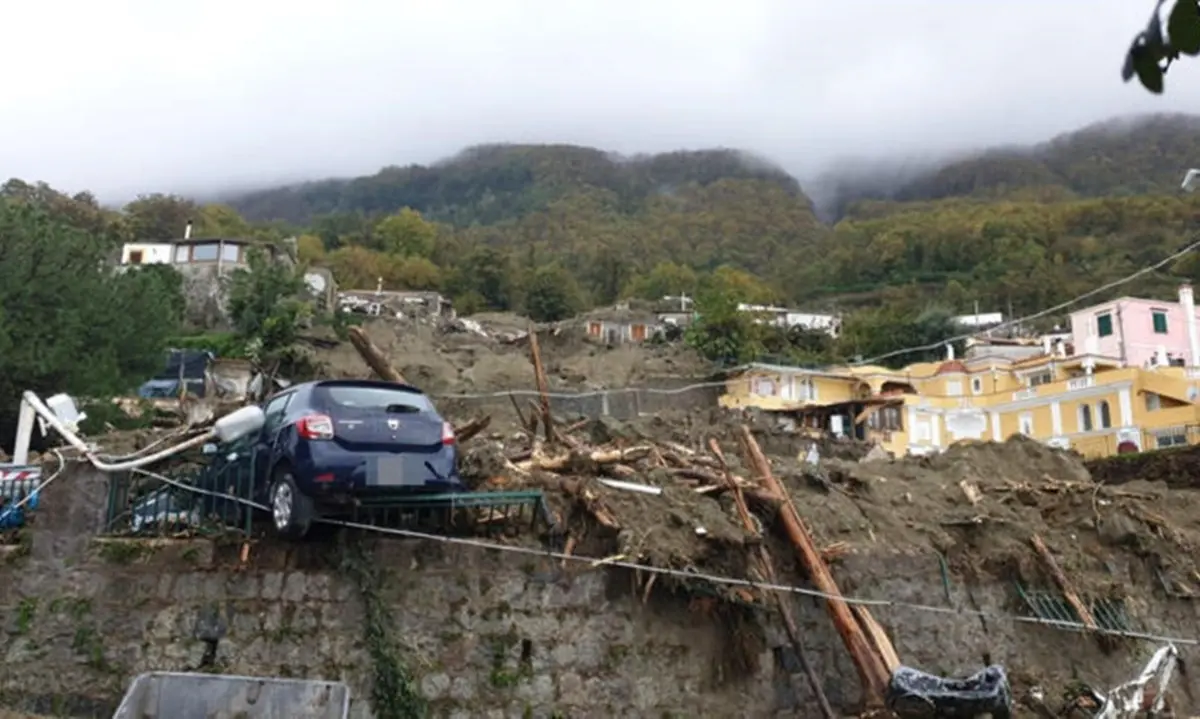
[269,470,313,540]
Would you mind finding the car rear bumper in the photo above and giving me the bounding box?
[293,446,465,497]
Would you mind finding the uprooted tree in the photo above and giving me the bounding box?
[0,199,185,452]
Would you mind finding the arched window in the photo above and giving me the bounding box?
[1079,405,1093,432]
[1099,401,1112,429]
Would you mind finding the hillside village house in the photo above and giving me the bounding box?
[736,303,841,337]
[117,227,328,323]
[583,306,662,344]
[722,284,1200,459]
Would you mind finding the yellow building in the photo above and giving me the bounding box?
[720,346,1200,458]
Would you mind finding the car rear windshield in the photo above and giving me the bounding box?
[316,385,434,414]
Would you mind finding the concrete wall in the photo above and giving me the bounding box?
[120,243,174,265]
[4,465,1200,717]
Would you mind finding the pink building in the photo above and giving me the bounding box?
[1068,284,1200,368]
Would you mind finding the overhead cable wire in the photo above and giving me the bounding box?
[428,238,1200,401]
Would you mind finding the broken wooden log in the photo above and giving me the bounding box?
[527,326,554,443]
[853,605,900,673]
[348,326,406,384]
[710,437,835,719]
[738,425,892,707]
[452,416,491,444]
[1030,534,1100,634]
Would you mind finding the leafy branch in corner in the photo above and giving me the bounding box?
[338,535,427,719]
[1124,0,1200,93]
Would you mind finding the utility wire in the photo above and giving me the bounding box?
[124,467,1199,648]
[854,237,1200,367]
[428,239,1200,402]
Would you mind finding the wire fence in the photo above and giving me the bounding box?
[434,376,725,422]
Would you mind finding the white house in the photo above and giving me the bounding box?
[736,303,841,337]
[953,312,1004,328]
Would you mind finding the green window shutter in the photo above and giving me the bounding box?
[1153,311,1168,334]
[1097,314,1113,337]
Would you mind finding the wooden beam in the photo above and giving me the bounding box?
[348,326,405,384]
[527,326,554,443]
[710,438,835,719]
[1030,534,1099,633]
[739,425,891,707]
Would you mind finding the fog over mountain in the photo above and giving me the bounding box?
[1,0,1196,205]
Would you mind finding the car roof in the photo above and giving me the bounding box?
[282,379,427,396]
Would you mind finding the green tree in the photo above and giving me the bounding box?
[626,261,698,300]
[705,265,778,305]
[524,265,584,322]
[226,248,308,361]
[311,212,371,249]
[124,193,200,240]
[196,203,251,237]
[0,200,184,450]
[685,282,765,364]
[1,179,126,241]
[445,246,519,311]
[837,304,959,368]
[374,208,437,257]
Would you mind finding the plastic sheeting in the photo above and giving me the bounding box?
[886,665,1012,719]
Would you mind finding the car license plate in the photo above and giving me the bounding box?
[372,455,408,485]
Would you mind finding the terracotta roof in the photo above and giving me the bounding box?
[935,360,969,375]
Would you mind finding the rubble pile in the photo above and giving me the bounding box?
[308,313,712,395]
[17,311,1200,716]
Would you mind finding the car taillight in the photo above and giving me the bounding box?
[297,414,335,440]
[442,421,456,445]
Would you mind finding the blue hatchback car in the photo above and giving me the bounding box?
[250,379,465,538]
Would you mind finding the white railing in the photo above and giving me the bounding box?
[1067,376,1095,391]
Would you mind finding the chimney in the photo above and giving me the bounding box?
[945,343,955,361]
[183,220,193,240]
[1181,283,1200,367]
[1042,336,1052,354]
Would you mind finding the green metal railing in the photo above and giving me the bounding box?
[102,445,557,539]
[344,489,554,536]
[1017,583,1131,633]
[103,446,258,538]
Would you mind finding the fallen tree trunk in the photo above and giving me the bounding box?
[348,326,405,384]
[527,326,554,443]
[739,425,891,708]
[710,438,835,719]
[453,416,491,444]
[1030,534,1099,634]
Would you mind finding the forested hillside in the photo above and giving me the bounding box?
[230,144,806,227]
[862,113,1200,208]
[219,114,1200,320]
[7,112,1200,372]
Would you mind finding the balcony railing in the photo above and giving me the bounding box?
[1066,376,1095,391]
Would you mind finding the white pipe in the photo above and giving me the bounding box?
[12,399,35,466]
[20,391,262,473]
[596,478,663,495]
[1179,284,1200,368]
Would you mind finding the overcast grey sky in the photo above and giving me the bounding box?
[1,0,1195,203]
